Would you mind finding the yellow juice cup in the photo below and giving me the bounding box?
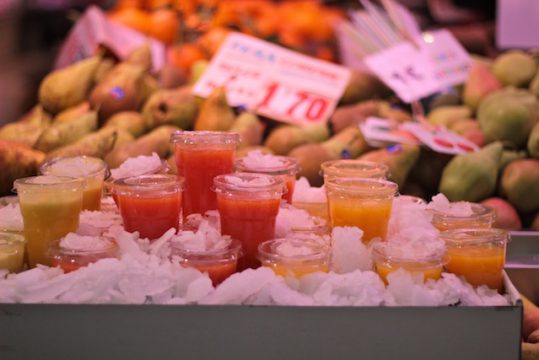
[40,156,108,211]
[14,176,84,267]
[440,228,508,293]
[372,242,446,284]
[258,238,329,278]
[325,178,397,243]
[0,232,26,273]
[431,203,495,231]
[321,159,388,182]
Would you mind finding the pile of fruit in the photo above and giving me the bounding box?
[107,0,344,75]
[1,40,539,230]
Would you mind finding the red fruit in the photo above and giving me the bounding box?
[480,197,522,230]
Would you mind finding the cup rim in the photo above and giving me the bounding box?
[257,238,330,263]
[113,174,184,195]
[170,238,243,263]
[371,242,447,264]
[321,159,389,178]
[431,202,494,220]
[40,156,108,179]
[439,228,509,247]
[213,173,285,194]
[325,177,398,196]
[235,156,300,175]
[171,130,240,145]
[48,237,118,257]
[13,175,85,193]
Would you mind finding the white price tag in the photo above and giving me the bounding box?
[359,117,419,147]
[400,122,479,155]
[55,6,165,72]
[364,30,471,103]
[193,33,351,125]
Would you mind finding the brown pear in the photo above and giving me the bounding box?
[104,111,146,137]
[194,87,235,131]
[229,112,265,147]
[143,86,198,130]
[125,43,152,72]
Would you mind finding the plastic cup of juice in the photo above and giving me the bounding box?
[321,159,388,181]
[213,173,285,270]
[113,174,184,240]
[171,131,240,217]
[432,203,495,231]
[440,228,508,293]
[292,201,329,221]
[0,232,26,273]
[14,176,84,267]
[289,216,330,237]
[235,155,299,204]
[40,156,108,211]
[258,238,330,278]
[171,238,242,286]
[48,236,118,273]
[325,177,398,243]
[372,242,446,284]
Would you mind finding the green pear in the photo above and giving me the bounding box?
[143,86,198,130]
[125,43,152,72]
[463,60,502,111]
[493,51,537,87]
[53,102,90,124]
[46,127,118,160]
[499,149,527,171]
[339,70,390,105]
[104,111,146,137]
[427,106,472,128]
[194,87,235,131]
[35,111,98,152]
[0,140,46,195]
[0,106,51,147]
[39,56,101,114]
[229,112,265,147]
[264,123,329,155]
[439,142,503,202]
[527,122,539,158]
[500,159,539,213]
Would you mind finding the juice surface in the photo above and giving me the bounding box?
[328,198,392,242]
[0,242,25,273]
[20,195,81,267]
[293,201,329,220]
[51,258,84,273]
[187,260,238,286]
[445,246,505,292]
[218,195,280,270]
[82,178,104,211]
[118,193,181,240]
[176,146,235,217]
[376,263,443,284]
[264,261,329,278]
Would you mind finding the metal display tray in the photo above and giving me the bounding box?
[0,274,522,360]
[506,231,539,303]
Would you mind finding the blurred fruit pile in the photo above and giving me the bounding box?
[2,37,539,231]
[107,0,344,75]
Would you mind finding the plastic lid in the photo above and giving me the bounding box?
[325,177,398,197]
[213,173,285,195]
[113,174,184,196]
[171,131,240,145]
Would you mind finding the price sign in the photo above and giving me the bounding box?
[193,33,351,125]
[364,30,471,103]
[55,6,165,72]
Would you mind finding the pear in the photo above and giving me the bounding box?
[39,56,101,114]
[439,141,503,202]
[493,50,537,87]
[93,58,116,84]
[0,106,51,147]
[0,140,46,195]
[265,123,329,155]
[339,69,390,105]
[125,43,152,72]
[194,87,235,131]
[529,72,539,98]
[190,60,209,84]
[527,122,539,158]
[428,91,461,111]
[105,125,179,168]
[500,159,539,213]
[143,86,198,130]
[229,112,265,147]
[35,111,98,152]
[139,74,159,105]
[359,144,420,188]
[480,198,522,230]
[47,127,118,160]
[499,149,527,171]
[159,63,188,89]
[104,111,146,137]
[53,102,90,124]
[463,60,502,111]
[89,62,146,123]
[477,88,538,148]
[289,127,369,186]
[427,106,472,128]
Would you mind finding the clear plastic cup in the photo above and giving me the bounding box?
[325,177,398,242]
[48,238,118,273]
[40,156,108,211]
[432,203,495,231]
[171,131,240,217]
[113,174,184,240]
[14,176,84,267]
[440,228,508,293]
[213,173,285,270]
[372,242,446,284]
[235,156,299,204]
[0,232,26,273]
[258,238,330,278]
[397,195,427,205]
[289,216,330,237]
[292,201,329,221]
[321,160,388,181]
[171,238,242,286]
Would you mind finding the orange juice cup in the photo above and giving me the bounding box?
[440,228,508,293]
[172,131,240,217]
[171,239,242,286]
[14,176,84,267]
[0,232,26,273]
[213,173,285,270]
[321,159,388,181]
[40,156,108,211]
[114,174,183,240]
[372,243,446,284]
[432,203,495,231]
[289,216,330,237]
[48,238,118,273]
[325,178,398,243]
[292,201,329,221]
[258,238,330,278]
[235,156,299,204]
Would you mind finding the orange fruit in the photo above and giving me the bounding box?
[198,27,231,55]
[109,7,151,34]
[167,43,208,74]
[148,8,180,44]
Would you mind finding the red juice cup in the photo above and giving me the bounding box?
[171,131,240,217]
[234,154,299,204]
[48,237,118,273]
[213,173,285,270]
[113,174,184,240]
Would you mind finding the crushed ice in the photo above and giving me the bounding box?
[0,203,23,231]
[428,193,474,216]
[110,153,163,180]
[292,177,327,203]
[241,150,286,169]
